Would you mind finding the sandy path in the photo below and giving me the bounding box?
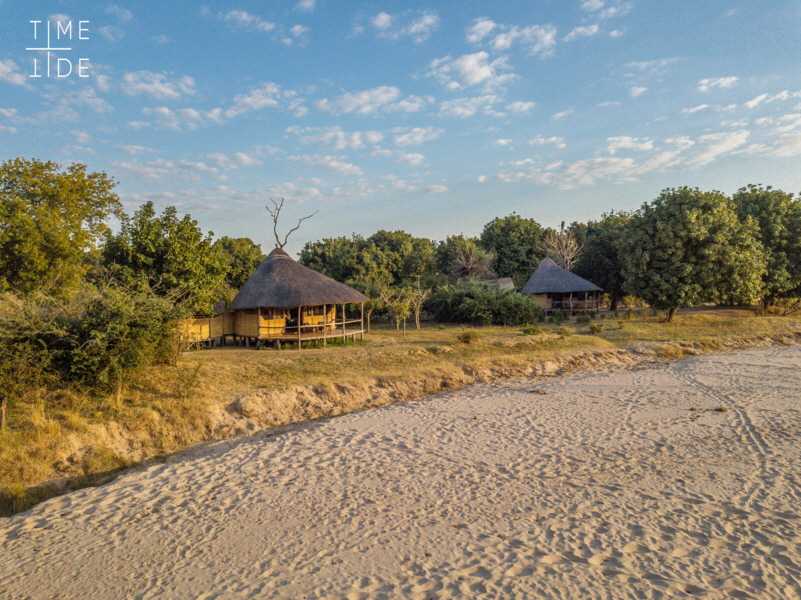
[1,345,800,600]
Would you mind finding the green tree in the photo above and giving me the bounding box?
[573,211,631,310]
[216,236,265,289]
[479,214,548,286]
[731,184,801,312]
[619,188,766,322]
[102,202,227,315]
[0,158,122,295]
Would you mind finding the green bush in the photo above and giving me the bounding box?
[556,327,572,337]
[0,283,184,398]
[576,314,591,324]
[456,330,481,344]
[589,323,604,334]
[522,324,543,335]
[425,283,544,326]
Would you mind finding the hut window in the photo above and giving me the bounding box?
[242,308,259,315]
[261,308,285,319]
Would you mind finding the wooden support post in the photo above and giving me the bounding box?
[342,304,346,342]
[360,302,364,339]
[322,303,327,348]
[298,306,303,350]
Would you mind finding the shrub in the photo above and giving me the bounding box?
[522,325,543,335]
[576,314,591,324]
[618,321,626,330]
[556,327,572,337]
[456,330,481,344]
[624,309,634,320]
[0,283,184,428]
[425,283,544,326]
[589,323,604,334]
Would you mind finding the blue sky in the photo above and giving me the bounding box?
[1,1,800,255]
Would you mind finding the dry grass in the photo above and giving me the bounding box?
[1,306,799,516]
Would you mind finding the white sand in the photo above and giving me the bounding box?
[1,345,800,600]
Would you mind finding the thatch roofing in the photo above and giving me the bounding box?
[521,257,603,294]
[229,247,369,309]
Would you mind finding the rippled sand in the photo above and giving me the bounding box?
[1,345,800,599]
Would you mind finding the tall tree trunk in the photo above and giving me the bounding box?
[415,311,421,330]
[367,313,371,332]
[664,307,677,323]
[609,293,619,311]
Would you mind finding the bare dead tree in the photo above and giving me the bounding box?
[539,224,583,271]
[451,245,496,282]
[407,279,432,330]
[266,197,318,248]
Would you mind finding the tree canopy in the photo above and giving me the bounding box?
[0,158,122,295]
[215,236,265,289]
[619,188,766,321]
[102,202,227,315]
[479,213,548,286]
[731,184,801,309]
[573,211,631,310]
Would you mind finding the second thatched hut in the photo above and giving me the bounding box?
[521,257,603,314]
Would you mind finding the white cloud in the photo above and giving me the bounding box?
[425,184,449,193]
[58,145,96,156]
[745,90,801,109]
[384,95,431,113]
[266,182,321,202]
[215,9,275,32]
[496,129,751,188]
[371,12,392,31]
[507,101,536,113]
[563,24,599,42]
[290,126,385,149]
[529,136,566,148]
[396,153,425,166]
[773,132,801,157]
[225,82,283,117]
[490,25,558,57]
[121,71,197,100]
[630,86,647,97]
[47,88,113,114]
[119,145,155,154]
[315,86,402,114]
[477,175,488,183]
[428,52,517,90]
[99,26,125,42]
[206,152,262,170]
[141,106,211,130]
[681,104,709,114]
[466,18,498,43]
[552,109,574,120]
[744,94,768,109]
[290,25,309,38]
[582,0,605,11]
[106,5,133,21]
[295,0,316,12]
[370,11,441,43]
[72,131,92,144]
[0,59,28,86]
[494,139,512,146]
[110,158,219,183]
[624,58,680,74]
[609,29,624,38]
[392,126,443,146]
[697,77,738,92]
[0,124,18,134]
[288,154,363,176]
[606,136,653,154]
[686,130,749,165]
[439,95,500,118]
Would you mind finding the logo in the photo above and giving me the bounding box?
[27,19,90,78]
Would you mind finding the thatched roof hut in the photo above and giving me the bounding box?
[230,247,368,310]
[522,257,602,313]
[229,247,369,348]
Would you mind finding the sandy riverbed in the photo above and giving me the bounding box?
[1,344,800,599]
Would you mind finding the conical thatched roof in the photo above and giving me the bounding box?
[229,247,369,309]
[521,257,603,294]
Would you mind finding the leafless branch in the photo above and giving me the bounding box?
[539,226,583,271]
[266,197,318,248]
